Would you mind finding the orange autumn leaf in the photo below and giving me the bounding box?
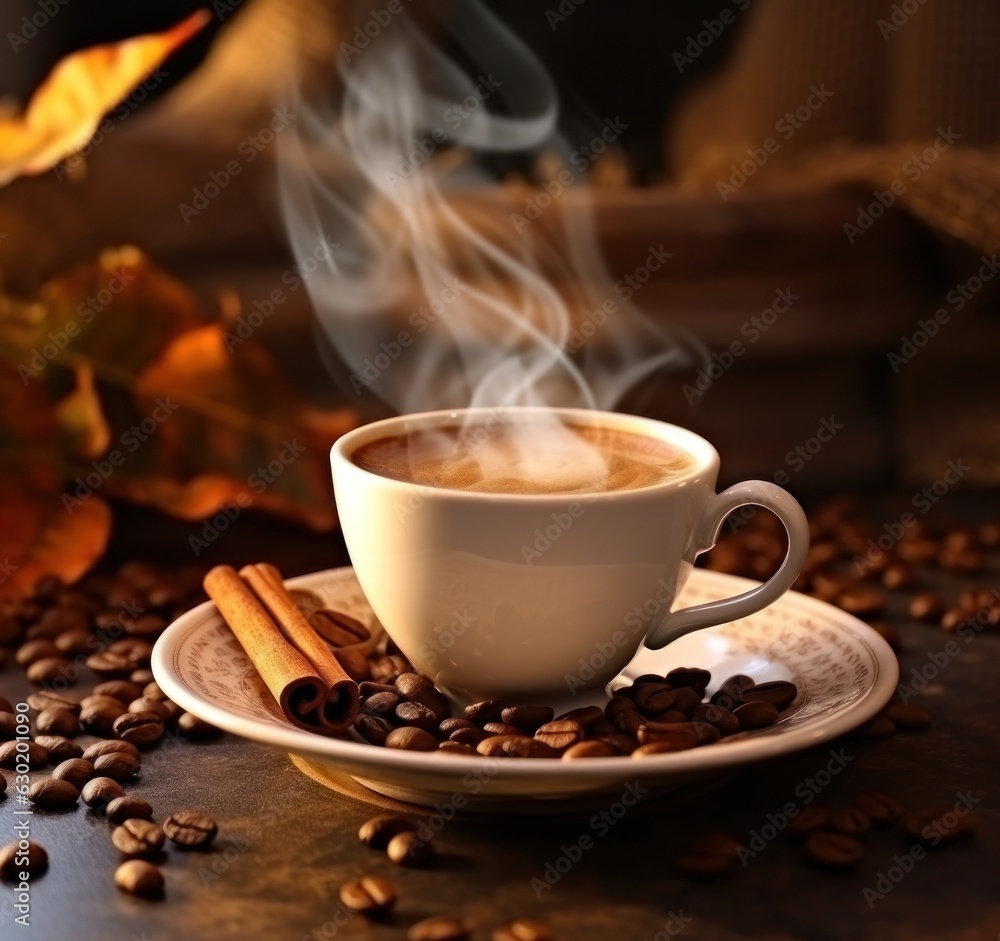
[0,10,210,186]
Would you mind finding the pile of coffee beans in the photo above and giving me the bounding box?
[0,564,221,900]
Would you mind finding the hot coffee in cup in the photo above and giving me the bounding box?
[332,407,809,699]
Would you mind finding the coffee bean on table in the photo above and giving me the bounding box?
[901,807,978,845]
[786,806,831,840]
[908,593,946,622]
[0,841,48,880]
[51,758,95,790]
[83,740,140,763]
[359,815,416,849]
[163,810,217,849]
[81,777,126,809]
[0,713,17,741]
[35,706,80,737]
[28,778,80,809]
[26,657,77,685]
[113,711,165,747]
[561,740,618,760]
[853,792,904,826]
[94,752,140,782]
[112,819,165,858]
[555,705,604,729]
[26,690,80,714]
[394,701,439,731]
[501,705,554,731]
[881,563,914,590]
[676,833,743,878]
[408,915,470,941]
[142,681,168,702]
[739,681,798,712]
[80,697,128,736]
[15,639,61,668]
[339,875,397,916]
[805,832,865,869]
[107,796,155,825]
[176,713,220,738]
[387,830,436,867]
[534,720,583,751]
[128,698,173,722]
[115,859,164,899]
[385,727,438,752]
[883,702,931,730]
[829,807,872,836]
[464,700,510,724]
[733,701,780,731]
[0,740,48,769]
[492,919,553,941]
[851,713,896,739]
[666,667,711,692]
[836,588,885,617]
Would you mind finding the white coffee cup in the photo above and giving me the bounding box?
[331,407,809,699]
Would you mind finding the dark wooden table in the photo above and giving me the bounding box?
[1,499,998,941]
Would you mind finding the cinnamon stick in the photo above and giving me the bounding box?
[203,565,360,734]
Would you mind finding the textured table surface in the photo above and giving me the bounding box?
[1,502,998,941]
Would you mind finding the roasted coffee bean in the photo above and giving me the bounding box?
[109,638,153,663]
[394,701,439,731]
[464,699,511,724]
[112,819,165,858]
[438,717,476,736]
[450,726,489,746]
[115,859,164,899]
[711,674,754,709]
[363,691,401,717]
[590,731,638,754]
[483,721,523,737]
[339,874,397,916]
[384,726,438,751]
[54,628,93,656]
[26,656,77,685]
[806,832,865,869]
[492,918,553,941]
[733,701,779,730]
[113,711,164,747]
[534,720,584,751]
[562,740,618,760]
[107,796,154,825]
[829,807,871,836]
[902,806,978,845]
[395,673,451,721]
[15,639,62,667]
[501,705,555,731]
[633,684,676,716]
[31,607,88,639]
[368,653,408,683]
[335,648,373,683]
[940,607,969,631]
[851,713,896,739]
[632,739,698,757]
[408,915,470,941]
[387,830,436,867]
[691,704,740,736]
[35,736,82,762]
[81,776,126,808]
[83,740,140,762]
[164,810,217,849]
[786,806,831,840]
[854,792,904,826]
[636,723,702,749]
[604,695,639,723]
[51,758,95,790]
[881,563,914,590]
[437,741,478,756]
[26,690,80,714]
[358,815,416,849]
[897,536,938,565]
[677,833,743,878]
[666,667,711,692]
[355,714,393,746]
[938,547,984,574]
[125,614,168,640]
[35,706,80,737]
[0,712,17,741]
[177,712,220,738]
[836,588,885,617]
[92,680,139,702]
[86,651,136,678]
[360,681,398,699]
[669,687,703,715]
[908,593,946,622]
[740,681,798,712]
[28,777,79,809]
[80,696,128,736]
[94,752,140,782]
[309,609,371,647]
[0,740,48,769]
[555,705,604,729]
[611,709,645,736]
[128,698,172,722]
[142,681,168,702]
[883,702,931,730]
[0,840,47,879]
[477,735,557,759]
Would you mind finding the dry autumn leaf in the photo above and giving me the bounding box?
[0,9,210,186]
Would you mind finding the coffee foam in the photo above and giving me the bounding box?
[351,421,695,495]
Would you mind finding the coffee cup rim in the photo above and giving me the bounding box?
[331,407,720,501]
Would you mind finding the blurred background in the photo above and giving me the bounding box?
[1,0,998,583]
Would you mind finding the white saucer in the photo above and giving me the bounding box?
[152,567,898,812]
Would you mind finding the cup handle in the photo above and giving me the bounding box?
[644,480,810,650]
